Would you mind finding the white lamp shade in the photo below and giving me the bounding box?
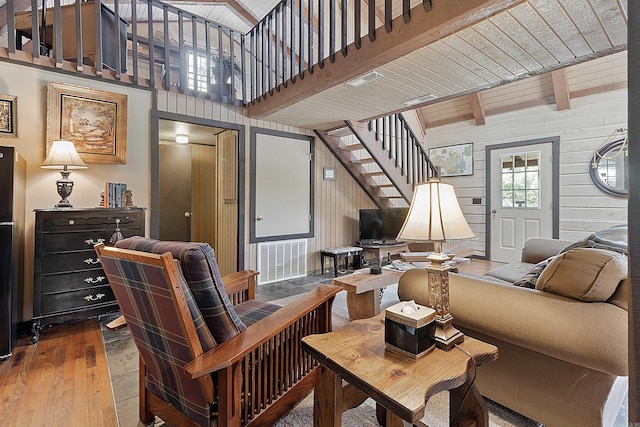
[41,140,87,169]
[397,181,474,242]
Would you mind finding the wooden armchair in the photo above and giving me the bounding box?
[95,237,340,427]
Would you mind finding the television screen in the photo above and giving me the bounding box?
[358,208,409,242]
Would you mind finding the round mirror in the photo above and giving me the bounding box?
[589,136,628,197]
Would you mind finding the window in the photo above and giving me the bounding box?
[187,52,209,92]
[500,152,540,208]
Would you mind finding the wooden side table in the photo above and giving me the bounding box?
[332,268,403,320]
[301,315,498,427]
[358,242,411,267]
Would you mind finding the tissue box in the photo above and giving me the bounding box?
[384,301,436,359]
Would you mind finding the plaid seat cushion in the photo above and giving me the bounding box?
[116,237,247,343]
[234,300,281,326]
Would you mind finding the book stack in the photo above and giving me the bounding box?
[103,182,128,208]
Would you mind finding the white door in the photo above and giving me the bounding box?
[254,132,312,240]
[490,143,554,263]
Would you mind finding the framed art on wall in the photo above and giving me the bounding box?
[46,82,127,164]
[428,142,474,176]
[0,94,18,138]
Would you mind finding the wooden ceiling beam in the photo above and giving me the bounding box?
[170,0,258,26]
[246,0,525,119]
[469,92,486,125]
[551,68,571,110]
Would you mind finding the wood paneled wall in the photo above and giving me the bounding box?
[216,130,239,275]
[424,88,628,257]
[156,92,376,274]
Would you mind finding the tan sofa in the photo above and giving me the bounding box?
[398,237,629,427]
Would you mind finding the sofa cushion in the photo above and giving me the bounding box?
[484,261,535,283]
[536,248,627,302]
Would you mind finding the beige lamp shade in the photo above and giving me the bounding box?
[397,180,474,243]
[41,140,87,169]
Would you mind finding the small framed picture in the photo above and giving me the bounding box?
[0,94,18,138]
[323,167,336,181]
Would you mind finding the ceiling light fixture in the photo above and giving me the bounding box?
[346,71,384,87]
[176,134,189,144]
[403,94,438,106]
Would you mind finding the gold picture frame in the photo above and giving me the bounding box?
[46,82,127,164]
[0,94,18,138]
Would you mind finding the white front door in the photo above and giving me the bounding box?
[489,143,554,263]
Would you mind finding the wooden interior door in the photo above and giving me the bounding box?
[159,143,192,241]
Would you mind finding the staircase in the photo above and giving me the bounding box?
[315,113,436,208]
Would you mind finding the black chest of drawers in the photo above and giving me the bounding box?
[32,208,145,340]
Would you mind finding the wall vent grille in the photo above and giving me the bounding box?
[257,239,308,285]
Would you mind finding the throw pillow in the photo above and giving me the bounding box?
[512,256,555,289]
[535,248,627,301]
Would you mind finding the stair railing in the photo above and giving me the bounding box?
[368,113,437,186]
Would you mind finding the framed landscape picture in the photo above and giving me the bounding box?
[46,82,127,164]
[0,94,18,138]
[428,142,474,177]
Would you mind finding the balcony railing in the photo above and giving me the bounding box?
[2,0,431,107]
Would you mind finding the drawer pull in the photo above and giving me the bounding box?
[83,258,101,265]
[84,276,106,284]
[85,238,106,246]
[84,293,106,302]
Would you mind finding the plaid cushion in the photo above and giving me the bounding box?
[116,237,247,343]
[234,300,281,326]
[513,256,556,289]
[174,260,217,352]
[100,255,211,427]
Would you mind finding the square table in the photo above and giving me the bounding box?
[302,315,498,427]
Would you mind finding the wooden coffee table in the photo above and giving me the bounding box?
[302,315,498,427]
[332,268,403,320]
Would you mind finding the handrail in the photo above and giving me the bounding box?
[245,0,432,104]
[368,113,437,186]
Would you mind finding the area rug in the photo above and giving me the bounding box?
[102,283,627,427]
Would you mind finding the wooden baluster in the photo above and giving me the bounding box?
[354,0,361,49]
[240,34,246,103]
[88,0,95,73]
[131,0,138,84]
[178,11,185,94]
[205,22,212,99]
[275,8,281,85]
[147,0,155,89]
[191,15,198,95]
[162,5,170,90]
[368,0,376,42]
[218,26,224,100]
[385,0,392,32]
[282,2,289,86]
[329,0,336,62]
[7,0,15,55]
[229,29,236,102]
[318,0,325,68]
[289,0,295,82]
[261,20,266,97]
[341,0,348,56]
[308,0,314,73]
[299,0,304,77]
[113,0,121,79]
[53,0,62,67]
[268,12,274,94]
[403,0,411,23]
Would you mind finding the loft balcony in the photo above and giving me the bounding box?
[0,0,629,131]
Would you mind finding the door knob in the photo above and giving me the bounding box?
[491,209,497,214]
[184,212,192,218]
[256,216,264,221]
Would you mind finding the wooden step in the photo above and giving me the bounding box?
[351,157,375,164]
[327,127,353,137]
[340,143,364,152]
[362,171,385,177]
[370,183,394,188]
[379,194,404,199]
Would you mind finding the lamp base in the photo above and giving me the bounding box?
[433,314,464,351]
[55,171,74,208]
[426,254,464,351]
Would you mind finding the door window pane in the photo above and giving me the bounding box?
[501,152,540,208]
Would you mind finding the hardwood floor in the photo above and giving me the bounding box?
[0,319,117,427]
[0,259,499,426]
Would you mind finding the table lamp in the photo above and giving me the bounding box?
[397,175,475,350]
[41,140,87,208]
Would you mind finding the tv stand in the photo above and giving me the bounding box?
[357,241,410,267]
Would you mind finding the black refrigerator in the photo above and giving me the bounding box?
[0,146,26,360]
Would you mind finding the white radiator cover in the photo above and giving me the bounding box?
[257,239,308,285]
